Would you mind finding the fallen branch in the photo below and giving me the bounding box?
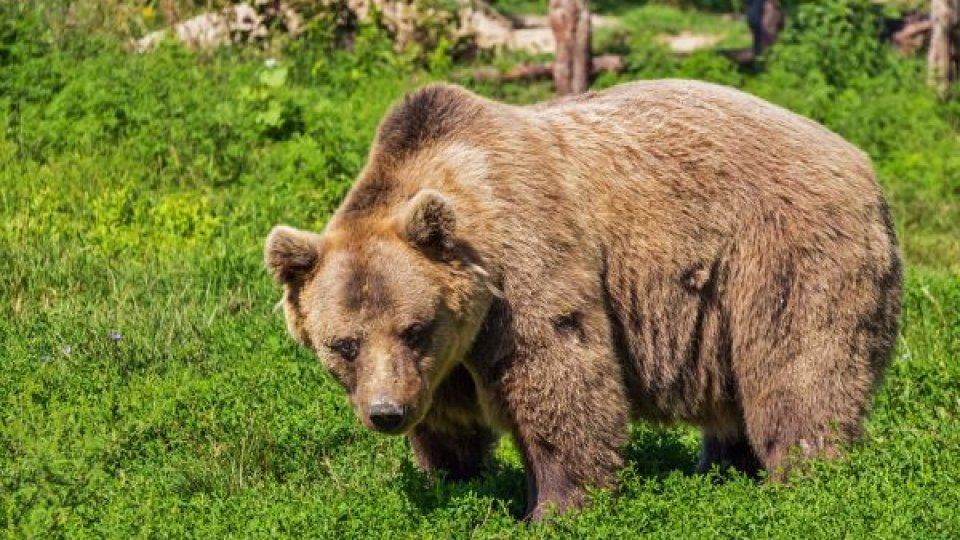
[892,19,932,55]
[465,54,623,82]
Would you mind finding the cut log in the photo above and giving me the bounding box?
[457,0,517,50]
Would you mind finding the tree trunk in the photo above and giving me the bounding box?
[928,0,960,96]
[747,0,783,58]
[549,0,591,95]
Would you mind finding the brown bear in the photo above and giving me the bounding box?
[264,80,902,519]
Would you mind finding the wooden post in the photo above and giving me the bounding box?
[928,0,960,96]
[549,0,591,95]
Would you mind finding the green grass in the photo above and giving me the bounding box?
[615,4,751,49]
[3,1,960,537]
[486,1,751,53]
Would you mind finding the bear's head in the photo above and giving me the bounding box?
[265,189,495,434]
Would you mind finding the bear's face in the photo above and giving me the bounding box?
[265,190,493,435]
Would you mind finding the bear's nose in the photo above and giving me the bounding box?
[369,400,406,432]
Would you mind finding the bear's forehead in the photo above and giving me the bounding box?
[338,255,394,312]
[314,242,435,317]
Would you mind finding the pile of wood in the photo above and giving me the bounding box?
[133,0,960,98]
[133,0,604,56]
[132,0,625,88]
[134,0,302,52]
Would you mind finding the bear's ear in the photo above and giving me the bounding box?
[264,225,323,286]
[399,189,457,254]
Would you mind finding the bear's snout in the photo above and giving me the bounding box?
[368,399,408,433]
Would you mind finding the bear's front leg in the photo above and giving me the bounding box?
[407,364,497,481]
[495,333,631,520]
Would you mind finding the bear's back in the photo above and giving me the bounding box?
[507,79,889,268]
[529,79,876,204]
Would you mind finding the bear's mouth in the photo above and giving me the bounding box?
[372,424,410,436]
[369,419,410,435]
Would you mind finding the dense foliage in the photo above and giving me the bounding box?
[2,0,958,537]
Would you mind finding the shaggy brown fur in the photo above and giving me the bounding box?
[265,80,902,519]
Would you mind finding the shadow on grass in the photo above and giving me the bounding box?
[399,457,528,518]
[399,426,705,519]
[622,426,701,479]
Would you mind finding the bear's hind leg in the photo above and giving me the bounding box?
[729,246,896,481]
[734,307,882,479]
[739,383,854,481]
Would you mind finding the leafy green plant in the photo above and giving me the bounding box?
[238,63,307,141]
[766,0,894,89]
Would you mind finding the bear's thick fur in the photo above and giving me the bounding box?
[265,80,902,519]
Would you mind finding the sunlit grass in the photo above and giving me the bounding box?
[2,2,959,537]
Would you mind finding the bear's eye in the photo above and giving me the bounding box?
[400,322,432,351]
[328,337,360,362]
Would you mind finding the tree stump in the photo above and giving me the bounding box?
[549,0,591,95]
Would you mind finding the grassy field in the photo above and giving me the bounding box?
[2,1,960,537]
